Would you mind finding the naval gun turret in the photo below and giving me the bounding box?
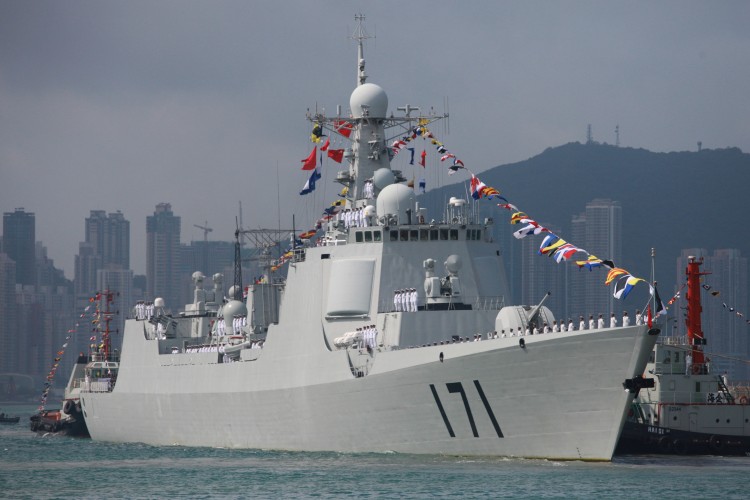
[494,292,555,336]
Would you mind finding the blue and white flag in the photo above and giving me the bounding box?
[300,168,321,195]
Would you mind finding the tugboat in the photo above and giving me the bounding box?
[616,256,750,455]
[30,291,119,437]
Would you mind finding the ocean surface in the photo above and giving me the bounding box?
[1,404,748,499]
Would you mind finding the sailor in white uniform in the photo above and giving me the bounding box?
[394,290,400,312]
[579,316,586,331]
[610,313,618,329]
[552,320,559,333]
[622,311,630,327]
[560,321,566,333]
[568,319,575,331]
[597,314,605,329]
[635,309,643,326]
[589,315,596,330]
[410,288,418,312]
[543,323,550,334]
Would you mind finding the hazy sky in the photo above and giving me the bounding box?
[2,0,748,277]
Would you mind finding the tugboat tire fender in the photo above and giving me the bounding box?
[709,435,724,452]
[739,396,748,405]
[672,439,688,455]
[63,400,74,414]
[658,436,672,453]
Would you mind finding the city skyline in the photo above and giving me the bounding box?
[2,201,748,385]
[2,2,749,279]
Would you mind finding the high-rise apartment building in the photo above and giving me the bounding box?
[2,208,36,286]
[567,199,622,321]
[75,210,130,300]
[147,203,181,310]
[83,210,130,269]
[0,253,18,374]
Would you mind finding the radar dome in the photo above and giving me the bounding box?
[445,255,462,275]
[154,297,165,308]
[223,299,248,328]
[350,83,388,118]
[376,183,416,223]
[372,168,395,191]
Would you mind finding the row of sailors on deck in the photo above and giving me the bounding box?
[497,310,645,338]
[394,289,418,312]
[358,325,378,350]
[214,316,247,336]
[337,206,370,229]
[182,340,264,354]
[134,301,155,320]
[363,179,374,199]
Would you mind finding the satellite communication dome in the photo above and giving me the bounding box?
[376,183,415,222]
[154,297,165,308]
[350,83,388,118]
[445,254,463,275]
[372,168,395,191]
[223,299,247,326]
[363,205,376,217]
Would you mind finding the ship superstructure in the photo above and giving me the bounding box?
[79,16,658,460]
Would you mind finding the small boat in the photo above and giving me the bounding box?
[0,412,20,424]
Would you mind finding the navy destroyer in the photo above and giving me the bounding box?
[79,17,658,460]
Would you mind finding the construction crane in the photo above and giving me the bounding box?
[194,221,213,242]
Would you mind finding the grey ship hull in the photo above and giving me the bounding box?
[81,16,659,461]
[82,321,656,460]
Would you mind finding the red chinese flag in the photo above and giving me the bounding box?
[320,137,330,151]
[301,147,317,170]
[335,121,353,138]
[419,149,426,167]
[327,148,344,163]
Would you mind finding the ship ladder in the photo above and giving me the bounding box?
[717,376,736,404]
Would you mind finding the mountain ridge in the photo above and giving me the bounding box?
[419,142,749,300]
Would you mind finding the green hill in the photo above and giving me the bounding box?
[419,142,750,301]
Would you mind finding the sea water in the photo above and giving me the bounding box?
[1,404,748,499]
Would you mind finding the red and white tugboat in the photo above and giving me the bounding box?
[617,256,750,455]
[30,290,120,437]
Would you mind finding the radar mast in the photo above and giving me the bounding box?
[352,13,373,86]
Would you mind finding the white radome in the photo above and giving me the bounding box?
[350,82,388,118]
